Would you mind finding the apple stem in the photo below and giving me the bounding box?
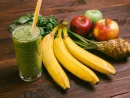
[105,18,108,26]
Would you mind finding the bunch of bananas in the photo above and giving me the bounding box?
[41,22,116,90]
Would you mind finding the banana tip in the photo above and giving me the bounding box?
[96,81,99,85]
[113,72,116,75]
[64,87,70,91]
[112,69,116,75]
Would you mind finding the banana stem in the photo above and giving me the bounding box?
[61,21,69,37]
[57,25,62,38]
[63,26,68,37]
[51,25,59,36]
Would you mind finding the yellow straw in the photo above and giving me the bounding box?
[31,0,42,34]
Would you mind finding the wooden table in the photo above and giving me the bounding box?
[0,0,130,98]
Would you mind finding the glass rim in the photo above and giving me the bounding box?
[12,25,41,42]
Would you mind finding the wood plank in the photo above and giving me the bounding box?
[0,38,14,56]
[1,0,130,16]
[0,28,11,39]
[0,56,130,98]
[1,3,130,36]
[0,3,130,60]
[1,0,130,98]
[1,3,130,28]
[1,0,130,23]
[112,92,130,98]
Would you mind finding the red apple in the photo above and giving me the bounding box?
[70,16,93,36]
[93,18,119,41]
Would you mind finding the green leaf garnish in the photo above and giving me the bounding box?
[9,13,58,37]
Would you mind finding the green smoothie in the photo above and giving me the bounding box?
[12,25,42,82]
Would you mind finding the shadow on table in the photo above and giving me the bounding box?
[0,65,38,94]
[42,60,118,93]
[0,65,23,83]
[42,64,95,93]
[0,63,115,97]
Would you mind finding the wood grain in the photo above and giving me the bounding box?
[0,0,130,98]
[112,92,130,98]
[1,3,130,57]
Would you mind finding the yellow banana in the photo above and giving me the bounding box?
[53,26,99,84]
[63,26,116,75]
[42,26,70,89]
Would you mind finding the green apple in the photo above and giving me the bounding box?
[84,10,103,24]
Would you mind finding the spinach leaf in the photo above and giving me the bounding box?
[9,13,58,38]
[17,16,30,24]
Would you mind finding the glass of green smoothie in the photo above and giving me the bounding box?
[12,25,42,82]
